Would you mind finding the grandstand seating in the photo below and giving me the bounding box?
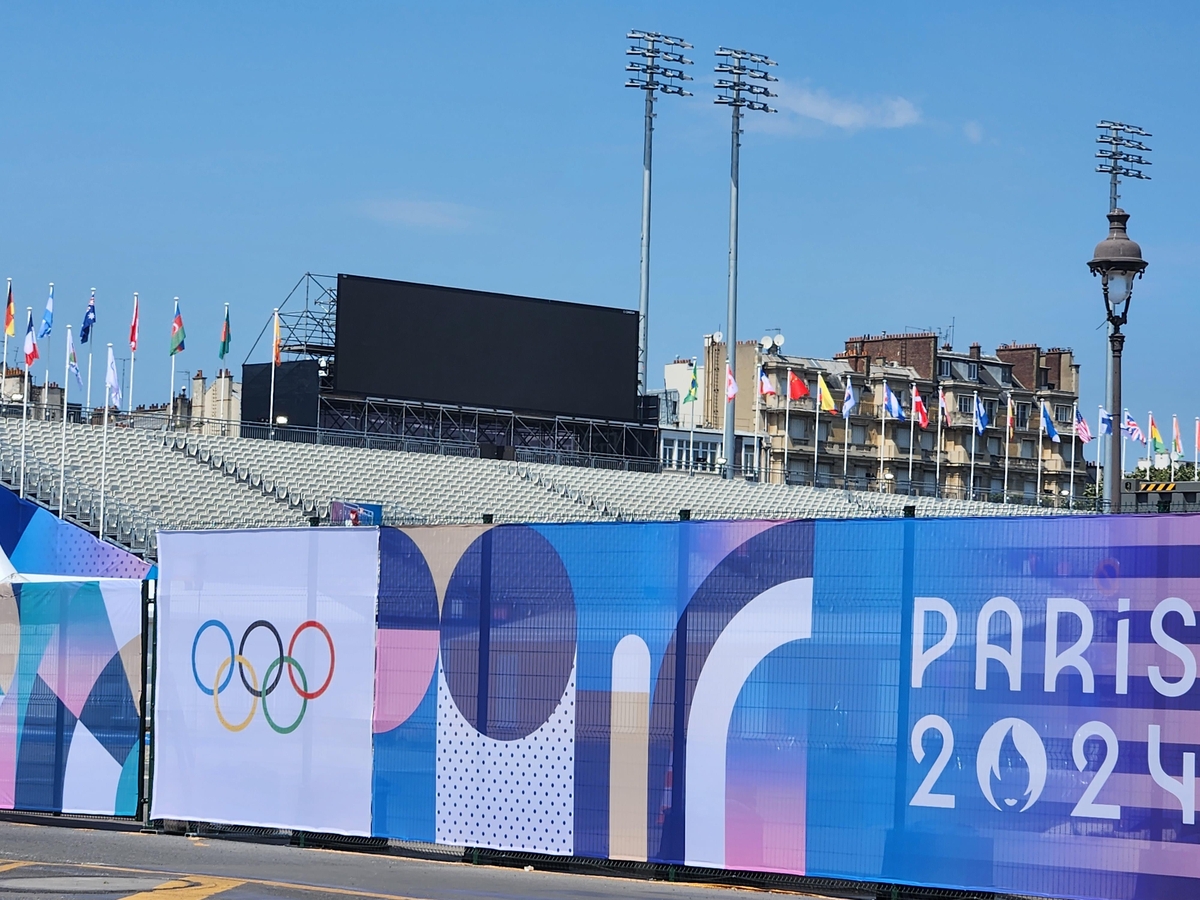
[0,415,1077,560]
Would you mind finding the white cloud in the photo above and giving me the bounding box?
[356,198,479,230]
[964,121,984,144]
[770,80,921,132]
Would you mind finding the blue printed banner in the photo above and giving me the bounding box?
[160,515,1200,900]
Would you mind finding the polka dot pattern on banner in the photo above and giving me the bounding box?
[434,661,575,855]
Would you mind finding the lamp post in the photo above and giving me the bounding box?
[1089,209,1147,513]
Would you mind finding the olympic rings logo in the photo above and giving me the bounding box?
[191,619,335,734]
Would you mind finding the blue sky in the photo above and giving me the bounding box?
[2,3,1197,459]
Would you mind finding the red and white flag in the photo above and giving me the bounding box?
[912,384,929,429]
[725,363,738,401]
[129,293,139,352]
[938,387,950,424]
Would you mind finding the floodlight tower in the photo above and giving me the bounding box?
[626,31,693,397]
[715,47,777,479]
[1096,120,1151,213]
[1094,121,1151,508]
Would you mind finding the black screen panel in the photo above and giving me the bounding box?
[334,275,638,421]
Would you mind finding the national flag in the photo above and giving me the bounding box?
[66,327,82,387]
[842,379,859,417]
[974,394,989,435]
[1041,401,1060,443]
[1172,416,1183,458]
[757,366,775,396]
[682,363,698,403]
[1075,407,1093,444]
[105,344,122,408]
[272,311,282,367]
[37,283,53,339]
[22,311,38,368]
[938,387,950,425]
[787,369,809,400]
[1006,394,1016,440]
[80,290,96,343]
[883,383,905,421]
[912,384,929,429]
[725,363,738,401]
[1148,413,1166,454]
[1122,410,1145,444]
[170,299,186,355]
[129,293,140,352]
[816,373,837,413]
[219,306,232,360]
[4,282,14,338]
[1098,406,1113,436]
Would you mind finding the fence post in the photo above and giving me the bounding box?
[140,576,158,832]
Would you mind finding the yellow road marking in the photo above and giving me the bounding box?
[120,875,245,899]
[0,862,29,873]
[76,862,427,899]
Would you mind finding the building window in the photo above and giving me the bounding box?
[958,395,972,415]
[1016,403,1030,429]
[1021,440,1035,459]
[1001,368,1012,385]
[968,362,979,381]
[789,417,807,440]
[984,399,997,422]
[1055,404,1072,424]
[987,437,1000,456]
[919,431,933,451]
[852,424,866,445]
[938,359,951,379]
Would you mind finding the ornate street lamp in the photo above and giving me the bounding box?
[1088,208,1147,513]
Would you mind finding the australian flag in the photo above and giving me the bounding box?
[80,291,96,343]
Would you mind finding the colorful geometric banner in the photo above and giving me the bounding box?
[154,516,1200,900]
[150,528,379,835]
[0,578,143,815]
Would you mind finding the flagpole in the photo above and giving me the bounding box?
[842,390,851,488]
[813,396,820,488]
[1069,401,1078,510]
[934,395,943,499]
[1121,409,1127,481]
[1036,401,1045,507]
[59,325,71,513]
[128,293,138,416]
[1195,416,1199,478]
[19,309,31,499]
[99,344,111,540]
[783,367,791,485]
[878,384,887,491]
[969,390,979,502]
[1147,410,1153,476]
[1098,405,1104,503]
[2,279,9,403]
[168,354,176,430]
[753,355,761,481]
[268,308,279,439]
[688,358,696,475]
[907,382,916,493]
[86,351,93,418]
[1003,394,1010,504]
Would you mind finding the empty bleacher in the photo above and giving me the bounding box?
[0,415,1078,561]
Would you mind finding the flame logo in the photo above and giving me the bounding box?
[976,717,1047,812]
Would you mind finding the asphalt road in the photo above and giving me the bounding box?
[0,820,830,900]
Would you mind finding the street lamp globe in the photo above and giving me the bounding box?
[1088,209,1147,324]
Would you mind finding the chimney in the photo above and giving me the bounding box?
[969,342,981,360]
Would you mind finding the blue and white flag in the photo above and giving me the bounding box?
[37,283,53,339]
[974,394,989,434]
[842,379,859,417]
[105,344,122,408]
[1098,405,1113,436]
[80,291,96,343]
[883,383,905,421]
[1041,401,1061,443]
[66,327,82,387]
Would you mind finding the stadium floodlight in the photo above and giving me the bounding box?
[1095,120,1152,212]
[715,47,777,479]
[626,30,693,396]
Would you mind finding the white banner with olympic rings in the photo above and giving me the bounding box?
[150,528,378,835]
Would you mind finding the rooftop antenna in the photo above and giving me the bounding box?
[626,30,693,396]
[1096,120,1151,212]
